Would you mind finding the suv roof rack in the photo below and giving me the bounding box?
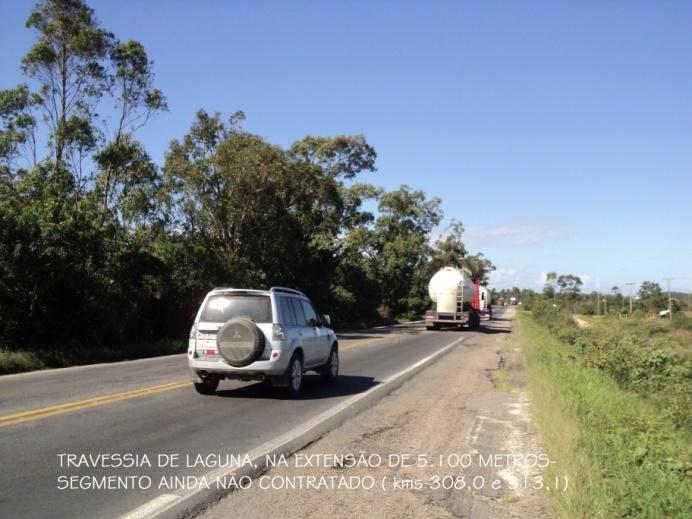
[269,286,306,297]
[212,286,234,291]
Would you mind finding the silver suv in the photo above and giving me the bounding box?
[188,287,338,397]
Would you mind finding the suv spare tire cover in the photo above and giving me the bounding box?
[216,318,265,367]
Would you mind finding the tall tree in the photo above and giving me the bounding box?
[0,85,38,176]
[22,0,113,166]
[428,220,467,272]
[289,135,376,179]
[0,0,168,353]
[544,271,558,302]
[371,185,442,318]
[463,253,495,285]
[95,39,167,216]
[638,281,666,313]
[557,274,583,310]
[161,111,381,314]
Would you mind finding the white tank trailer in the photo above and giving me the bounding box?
[425,267,482,330]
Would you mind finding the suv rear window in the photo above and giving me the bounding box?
[200,295,272,323]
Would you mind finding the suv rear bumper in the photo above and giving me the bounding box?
[188,355,290,383]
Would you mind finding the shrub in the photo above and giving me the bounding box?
[529,307,691,432]
[0,348,45,374]
[672,312,692,331]
[531,300,577,334]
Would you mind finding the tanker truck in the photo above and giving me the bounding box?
[425,267,482,330]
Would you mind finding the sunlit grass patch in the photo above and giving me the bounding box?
[518,312,691,518]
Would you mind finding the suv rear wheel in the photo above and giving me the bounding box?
[320,345,339,383]
[286,354,303,397]
[194,375,219,395]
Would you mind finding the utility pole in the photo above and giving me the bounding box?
[663,278,673,321]
[625,282,635,314]
[596,291,600,315]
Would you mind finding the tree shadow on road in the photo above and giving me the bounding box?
[213,375,380,400]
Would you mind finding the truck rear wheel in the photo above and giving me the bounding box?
[469,311,481,329]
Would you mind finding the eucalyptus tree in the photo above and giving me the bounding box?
[544,271,558,302]
[428,221,467,273]
[0,85,39,176]
[0,0,167,351]
[95,40,167,218]
[21,0,113,167]
[7,0,167,205]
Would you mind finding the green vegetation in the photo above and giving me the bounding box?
[0,348,45,374]
[0,0,494,374]
[672,312,692,331]
[519,304,691,518]
[0,340,186,375]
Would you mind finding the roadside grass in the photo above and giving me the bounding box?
[586,313,692,354]
[672,312,692,332]
[0,339,186,375]
[518,312,691,518]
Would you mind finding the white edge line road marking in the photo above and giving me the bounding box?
[120,334,467,519]
[121,494,179,519]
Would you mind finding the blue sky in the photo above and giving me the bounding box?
[2,0,690,292]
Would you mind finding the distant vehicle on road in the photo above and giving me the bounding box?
[188,287,338,397]
[425,267,488,330]
[510,297,517,305]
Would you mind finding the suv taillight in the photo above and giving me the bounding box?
[272,323,286,341]
[189,323,198,339]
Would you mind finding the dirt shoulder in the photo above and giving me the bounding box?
[201,309,552,518]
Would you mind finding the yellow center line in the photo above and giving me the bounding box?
[0,330,414,428]
[0,380,190,428]
[340,336,390,350]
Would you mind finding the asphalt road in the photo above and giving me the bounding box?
[0,310,509,519]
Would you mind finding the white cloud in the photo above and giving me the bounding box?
[465,220,565,246]
[490,267,525,287]
[491,266,557,290]
[579,273,592,286]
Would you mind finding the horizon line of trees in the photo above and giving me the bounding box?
[492,275,688,315]
[0,0,495,354]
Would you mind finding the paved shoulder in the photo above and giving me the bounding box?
[202,308,552,518]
